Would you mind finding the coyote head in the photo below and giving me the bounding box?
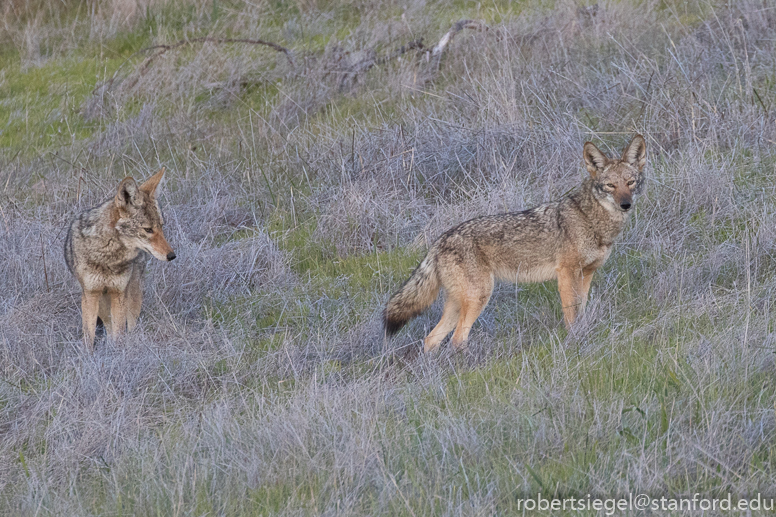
[583,135,647,213]
[112,167,176,261]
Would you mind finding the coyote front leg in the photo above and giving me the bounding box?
[81,291,101,350]
[557,267,584,328]
[109,291,128,339]
[579,266,597,312]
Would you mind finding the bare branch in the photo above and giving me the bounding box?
[90,35,295,99]
[138,36,295,67]
[431,20,488,58]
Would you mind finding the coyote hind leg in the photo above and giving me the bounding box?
[424,298,461,353]
[449,276,493,350]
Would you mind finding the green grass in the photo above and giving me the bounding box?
[205,212,425,348]
[269,211,424,281]
[1,56,105,152]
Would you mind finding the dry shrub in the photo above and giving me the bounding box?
[313,179,433,255]
[148,223,294,318]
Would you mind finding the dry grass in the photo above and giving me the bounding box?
[1,0,776,514]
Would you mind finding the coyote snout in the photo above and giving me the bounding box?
[615,188,632,211]
[144,226,176,261]
[65,167,175,350]
[610,181,633,211]
[384,135,647,353]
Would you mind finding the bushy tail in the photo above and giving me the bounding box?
[384,252,441,335]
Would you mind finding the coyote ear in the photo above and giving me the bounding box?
[583,142,608,178]
[115,177,140,209]
[139,167,165,197]
[622,134,646,171]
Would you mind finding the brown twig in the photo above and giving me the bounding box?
[138,36,295,66]
[92,36,295,97]
[76,172,84,204]
[40,234,50,293]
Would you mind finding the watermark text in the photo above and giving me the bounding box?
[515,493,775,514]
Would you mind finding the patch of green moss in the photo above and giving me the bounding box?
[0,54,127,153]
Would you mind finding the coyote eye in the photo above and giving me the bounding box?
[627,180,636,186]
[144,227,154,234]
[606,183,616,189]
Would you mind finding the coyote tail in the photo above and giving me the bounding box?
[384,252,441,335]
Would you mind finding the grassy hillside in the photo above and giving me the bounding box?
[1,0,775,514]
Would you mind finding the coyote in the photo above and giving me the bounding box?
[64,168,176,350]
[384,135,647,352]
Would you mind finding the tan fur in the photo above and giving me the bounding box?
[64,168,176,350]
[384,135,647,352]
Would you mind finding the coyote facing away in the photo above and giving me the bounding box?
[64,168,176,350]
[384,135,647,353]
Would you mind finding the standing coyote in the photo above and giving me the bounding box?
[384,135,647,352]
[64,168,176,350]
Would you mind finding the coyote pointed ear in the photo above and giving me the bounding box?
[583,142,608,178]
[622,134,647,171]
[139,167,165,197]
[115,177,140,209]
